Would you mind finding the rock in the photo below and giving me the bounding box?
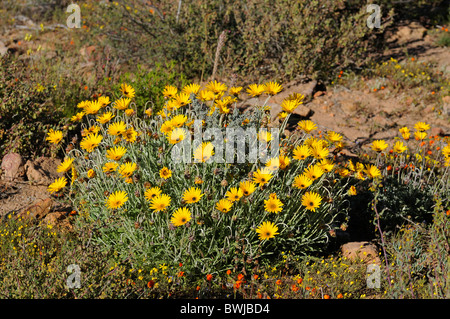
[269,103,312,122]
[17,197,53,220]
[0,40,7,57]
[430,127,445,137]
[302,80,318,100]
[42,211,73,232]
[293,104,313,118]
[390,22,427,45]
[24,157,61,185]
[313,90,325,98]
[25,160,52,185]
[1,153,24,181]
[443,96,450,117]
[341,241,381,265]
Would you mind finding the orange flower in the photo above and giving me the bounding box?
[178,271,185,277]
[324,294,331,299]
[337,293,343,299]
[297,278,303,285]
[291,285,299,292]
[147,280,155,288]
[206,274,213,281]
[387,165,392,171]
[237,273,244,281]
[253,274,259,280]
[275,279,282,285]
[226,269,231,275]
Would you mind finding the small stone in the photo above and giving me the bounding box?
[313,91,325,98]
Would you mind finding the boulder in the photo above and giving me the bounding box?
[389,22,427,45]
[1,153,24,181]
[24,157,61,185]
[17,197,53,220]
[341,241,381,265]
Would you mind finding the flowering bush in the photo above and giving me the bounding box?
[46,80,360,280]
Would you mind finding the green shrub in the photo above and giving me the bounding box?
[84,0,393,83]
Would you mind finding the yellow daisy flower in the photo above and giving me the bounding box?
[114,97,132,111]
[167,128,187,144]
[193,142,215,163]
[264,193,283,213]
[144,187,162,202]
[229,86,243,96]
[371,140,388,152]
[246,83,265,97]
[56,157,74,173]
[239,180,256,196]
[159,167,172,179]
[108,121,127,136]
[106,146,127,161]
[149,194,171,212]
[182,187,203,204]
[103,162,119,173]
[47,177,67,194]
[298,120,317,134]
[163,85,178,99]
[106,190,128,209]
[256,221,279,240]
[414,121,430,132]
[118,162,137,178]
[303,164,324,181]
[365,164,381,179]
[120,83,135,98]
[225,187,243,202]
[182,83,201,95]
[392,141,407,154]
[252,167,273,187]
[293,144,311,160]
[206,80,227,94]
[301,191,322,212]
[80,133,103,153]
[84,100,102,115]
[97,111,115,124]
[171,207,192,226]
[216,199,233,213]
[264,81,283,96]
[71,112,84,122]
[46,129,63,145]
[292,174,313,189]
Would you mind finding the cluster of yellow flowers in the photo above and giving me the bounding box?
[48,79,429,246]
